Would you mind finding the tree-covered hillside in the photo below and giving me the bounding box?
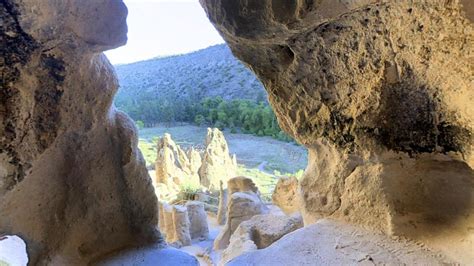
[114,44,267,109]
[113,44,292,141]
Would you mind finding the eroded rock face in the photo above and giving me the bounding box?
[216,181,228,225]
[0,0,165,264]
[220,214,303,265]
[199,128,237,190]
[201,0,474,263]
[169,205,192,247]
[186,201,209,240]
[214,177,268,250]
[155,133,201,189]
[272,176,300,215]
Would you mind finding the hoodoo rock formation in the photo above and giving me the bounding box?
[0,0,196,264]
[201,0,474,263]
[214,177,269,250]
[199,128,237,190]
[155,133,201,189]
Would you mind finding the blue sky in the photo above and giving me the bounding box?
[105,0,224,65]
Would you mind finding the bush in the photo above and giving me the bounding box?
[136,120,145,130]
[194,114,205,126]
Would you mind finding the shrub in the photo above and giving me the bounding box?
[136,120,145,130]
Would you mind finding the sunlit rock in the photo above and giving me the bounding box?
[214,177,268,250]
[199,128,237,190]
[272,176,300,215]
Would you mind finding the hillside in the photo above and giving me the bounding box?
[113,44,267,107]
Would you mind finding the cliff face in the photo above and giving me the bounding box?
[200,0,474,262]
[0,0,160,264]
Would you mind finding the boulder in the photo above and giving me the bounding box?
[199,128,237,190]
[228,176,259,195]
[170,205,192,247]
[185,201,209,240]
[201,0,474,262]
[272,176,300,215]
[216,181,228,225]
[228,219,453,265]
[214,177,268,250]
[220,214,303,265]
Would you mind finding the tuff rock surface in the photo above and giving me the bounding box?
[214,177,268,250]
[201,0,474,262]
[0,0,186,264]
[272,176,300,215]
[216,181,228,225]
[169,205,192,248]
[185,201,209,241]
[227,219,454,265]
[155,133,201,190]
[199,128,237,190]
[220,214,303,265]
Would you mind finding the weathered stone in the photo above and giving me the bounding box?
[170,205,192,247]
[220,214,303,265]
[162,203,175,243]
[228,176,259,195]
[185,201,209,240]
[216,181,228,225]
[0,0,170,264]
[214,177,268,250]
[158,201,165,233]
[201,0,474,263]
[155,133,200,189]
[187,147,202,175]
[272,176,300,215]
[228,219,454,265]
[199,128,237,190]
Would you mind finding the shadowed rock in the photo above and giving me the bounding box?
[186,201,209,240]
[200,0,474,262]
[220,214,303,265]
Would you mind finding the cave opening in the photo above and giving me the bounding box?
[102,0,308,263]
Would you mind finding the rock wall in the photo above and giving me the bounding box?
[200,0,474,263]
[0,0,161,264]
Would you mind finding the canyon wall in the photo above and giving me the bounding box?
[0,0,161,264]
[200,0,474,263]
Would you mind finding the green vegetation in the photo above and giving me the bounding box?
[123,96,292,141]
[114,44,293,142]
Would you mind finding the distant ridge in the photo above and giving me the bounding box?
[113,44,267,107]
